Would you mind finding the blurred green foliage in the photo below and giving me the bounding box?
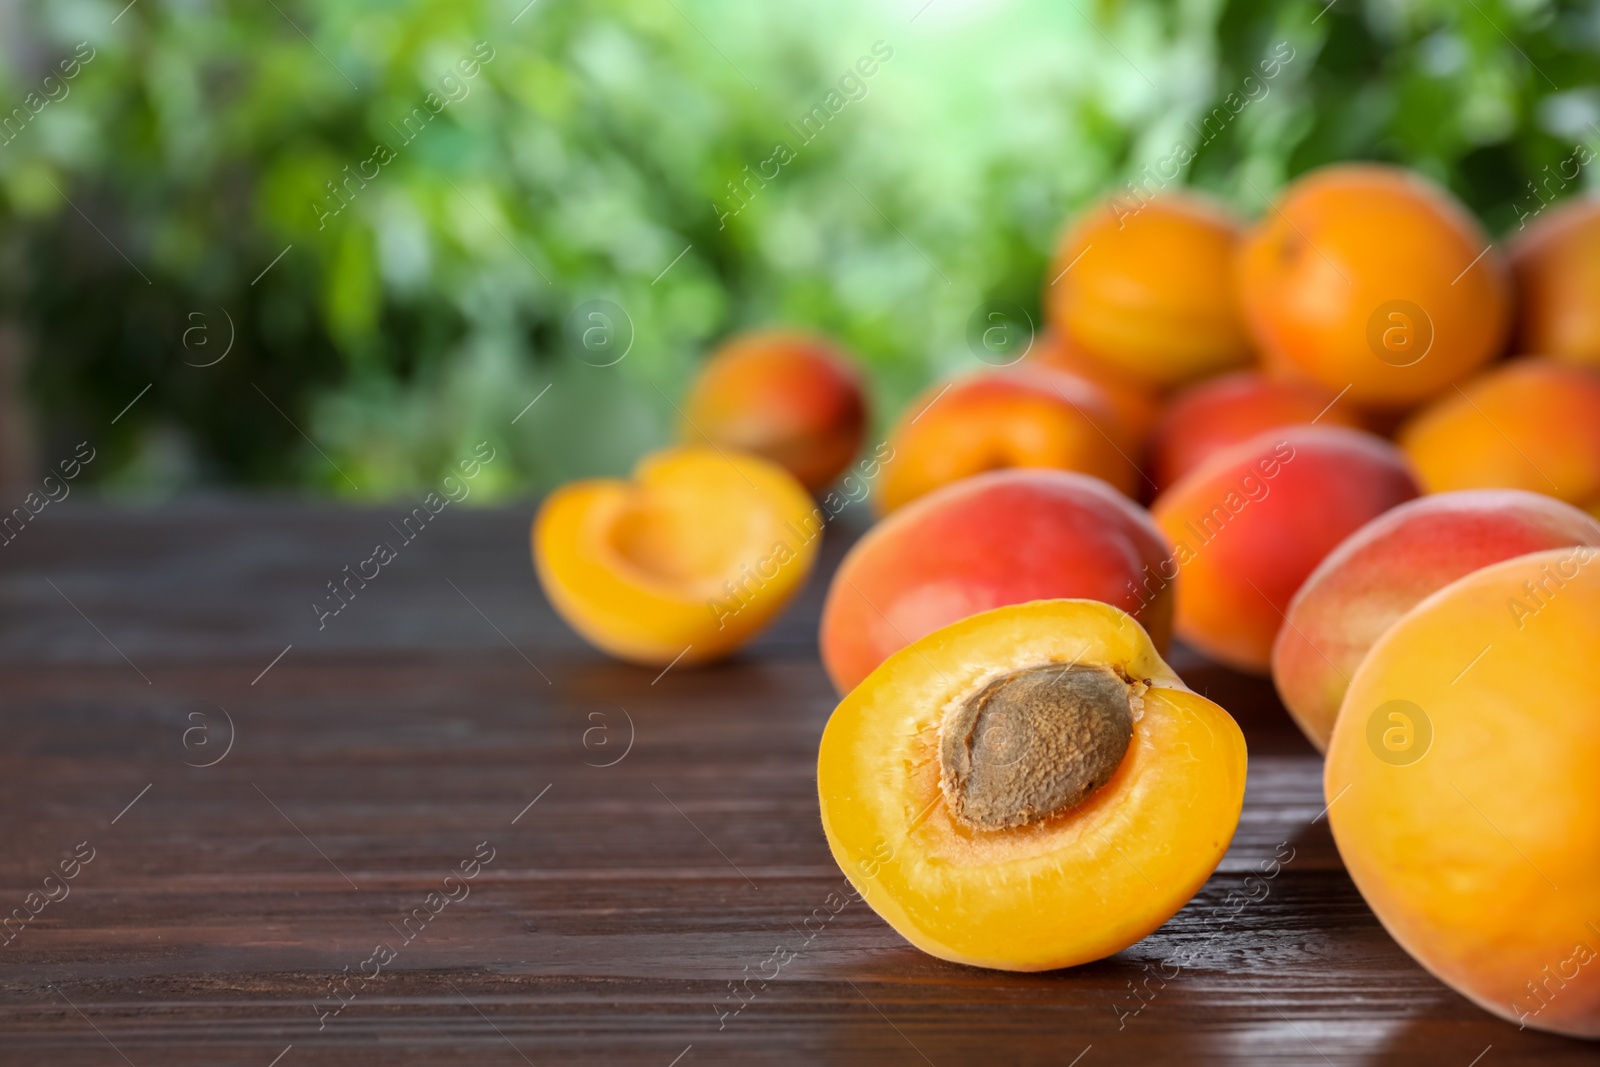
[0,0,1596,498]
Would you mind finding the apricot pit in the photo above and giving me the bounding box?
[941,664,1137,831]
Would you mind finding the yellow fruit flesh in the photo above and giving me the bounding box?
[818,599,1247,970]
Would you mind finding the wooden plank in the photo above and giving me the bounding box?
[0,502,1589,1064]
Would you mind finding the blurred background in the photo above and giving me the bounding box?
[0,0,1595,501]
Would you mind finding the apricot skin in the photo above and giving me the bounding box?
[819,599,1247,971]
[1273,490,1600,752]
[821,468,1174,694]
[1149,371,1364,492]
[1327,548,1600,1037]
[1398,359,1600,511]
[1236,164,1511,410]
[1046,191,1252,388]
[1151,426,1420,674]
[876,368,1137,514]
[533,445,819,666]
[682,331,868,492]
[1031,329,1163,448]
[1510,195,1600,369]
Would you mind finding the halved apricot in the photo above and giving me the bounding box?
[533,445,820,666]
[818,599,1247,971]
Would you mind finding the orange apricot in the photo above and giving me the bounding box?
[1273,490,1600,752]
[877,367,1137,514]
[1510,194,1600,369]
[533,445,819,666]
[821,468,1174,694]
[1236,164,1511,410]
[1148,371,1364,492]
[818,598,1247,971]
[1327,548,1600,1037]
[1031,329,1163,447]
[1398,358,1600,511]
[1045,191,1252,387]
[682,330,868,492]
[1151,426,1419,673]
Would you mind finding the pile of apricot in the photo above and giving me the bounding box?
[530,166,1600,1038]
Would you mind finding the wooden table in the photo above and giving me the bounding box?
[0,500,1589,1065]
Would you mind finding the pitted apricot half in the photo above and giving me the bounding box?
[533,445,819,666]
[817,599,1247,971]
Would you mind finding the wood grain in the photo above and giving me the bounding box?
[0,500,1590,1065]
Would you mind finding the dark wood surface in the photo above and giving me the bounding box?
[0,499,1591,1065]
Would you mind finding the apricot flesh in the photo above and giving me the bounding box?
[533,445,819,666]
[818,599,1247,972]
[1273,490,1600,752]
[1327,548,1600,1037]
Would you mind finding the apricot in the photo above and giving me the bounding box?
[877,367,1137,514]
[818,598,1247,971]
[1236,164,1511,409]
[1151,426,1419,673]
[1327,548,1600,1037]
[1031,329,1163,447]
[682,330,868,492]
[1510,195,1600,368]
[1149,371,1364,492]
[1274,490,1600,752]
[1046,191,1252,387]
[1398,358,1600,511]
[533,445,819,666]
[821,468,1174,694]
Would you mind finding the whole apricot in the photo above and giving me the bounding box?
[1274,490,1600,752]
[819,598,1247,971]
[821,468,1174,694]
[682,330,868,492]
[1510,194,1600,368]
[1046,191,1252,388]
[1327,547,1600,1037]
[1236,164,1511,409]
[877,367,1137,514]
[1149,371,1363,492]
[1398,358,1600,511]
[1151,426,1419,673]
[1031,329,1162,447]
[534,445,820,666]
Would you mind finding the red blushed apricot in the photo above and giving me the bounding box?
[1328,549,1600,1037]
[1510,194,1600,369]
[682,330,868,492]
[1046,191,1253,387]
[1031,329,1163,447]
[1149,371,1364,492]
[1237,164,1511,410]
[821,468,1173,694]
[1273,490,1600,752]
[877,368,1137,514]
[1399,359,1600,511]
[1151,426,1420,673]
[818,599,1247,971]
[534,446,819,666]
